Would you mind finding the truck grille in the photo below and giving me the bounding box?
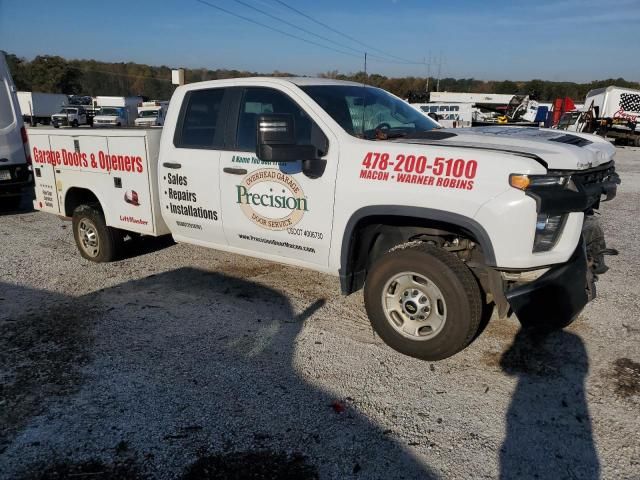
[571,162,618,187]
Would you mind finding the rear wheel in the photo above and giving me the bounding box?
[72,205,123,262]
[71,120,79,128]
[364,243,483,361]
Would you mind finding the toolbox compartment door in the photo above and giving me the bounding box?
[30,132,61,214]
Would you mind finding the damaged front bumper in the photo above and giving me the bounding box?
[504,216,613,328]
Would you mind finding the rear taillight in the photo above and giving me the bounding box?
[20,126,32,165]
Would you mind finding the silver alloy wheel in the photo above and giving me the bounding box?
[78,218,100,258]
[381,271,447,340]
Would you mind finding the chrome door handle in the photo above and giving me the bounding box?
[163,162,181,169]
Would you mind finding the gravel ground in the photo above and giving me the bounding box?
[1,147,639,480]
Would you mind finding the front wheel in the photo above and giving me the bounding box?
[364,243,482,361]
[72,205,123,262]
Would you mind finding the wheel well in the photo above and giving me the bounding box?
[341,214,493,295]
[64,188,101,217]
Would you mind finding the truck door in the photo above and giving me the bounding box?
[219,86,338,267]
[158,87,227,246]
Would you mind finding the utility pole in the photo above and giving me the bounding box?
[364,52,367,81]
[425,53,432,92]
[436,52,443,92]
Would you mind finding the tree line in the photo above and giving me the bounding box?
[5,53,639,102]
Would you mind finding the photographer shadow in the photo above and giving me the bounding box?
[1,268,437,479]
[499,323,599,479]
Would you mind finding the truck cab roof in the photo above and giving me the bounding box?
[176,76,365,91]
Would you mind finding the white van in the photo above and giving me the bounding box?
[0,51,31,208]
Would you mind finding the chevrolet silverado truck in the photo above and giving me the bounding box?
[29,77,620,360]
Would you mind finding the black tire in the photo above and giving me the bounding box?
[364,243,483,361]
[72,205,124,262]
[71,120,79,128]
[53,124,59,128]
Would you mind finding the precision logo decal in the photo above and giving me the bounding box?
[236,168,308,230]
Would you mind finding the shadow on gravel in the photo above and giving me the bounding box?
[499,328,599,480]
[119,234,176,260]
[0,285,96,454]
[2,268,437,479]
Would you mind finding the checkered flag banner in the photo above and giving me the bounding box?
[620,93,640,113]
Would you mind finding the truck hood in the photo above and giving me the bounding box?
[394,126,615,170]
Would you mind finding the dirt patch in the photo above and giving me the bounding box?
[0,300,98,451]
[217,261,286,280]
[481,351,502,369]
[483,319,518,343]
[18,458,149,480]
[611,358,640,398]
[181,450,318,480]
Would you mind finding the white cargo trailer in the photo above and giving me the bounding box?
[412,103,473,128]
[428,92,515,105]
[17,91,68,126]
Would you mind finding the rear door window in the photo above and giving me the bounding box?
[175,88,226,149]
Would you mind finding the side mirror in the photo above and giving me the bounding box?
[256,114,318,163]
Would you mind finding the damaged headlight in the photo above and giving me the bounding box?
[533,213,566,252]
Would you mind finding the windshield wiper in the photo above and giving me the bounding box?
[374,130,409,140]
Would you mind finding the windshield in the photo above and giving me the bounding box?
[60,108,77,114]
[99,107,121,116]
[558,112,581,129]
[300,85,440,139]
[139,110,159,117]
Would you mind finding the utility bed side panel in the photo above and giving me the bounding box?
[30,132,61,214]
[30,128,164,236]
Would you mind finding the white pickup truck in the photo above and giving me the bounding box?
[29,77,620,360]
